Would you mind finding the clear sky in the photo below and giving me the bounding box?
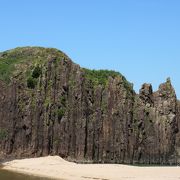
[0,0,179,98]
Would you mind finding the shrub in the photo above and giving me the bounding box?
[32,66,42,78]
[57,108,65,120]
[60,96,66,106]
[27,76,37,89]
[0,129,7,140]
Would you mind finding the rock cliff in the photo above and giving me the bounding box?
[0,47,179,164]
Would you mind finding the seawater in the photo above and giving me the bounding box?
[0,168,54,180]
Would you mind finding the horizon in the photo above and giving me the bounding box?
[0,0,179,98]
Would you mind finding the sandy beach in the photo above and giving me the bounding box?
[1,156,180,180]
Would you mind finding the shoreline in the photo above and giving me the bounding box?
[1,156,180,180]
[0,167,59,180]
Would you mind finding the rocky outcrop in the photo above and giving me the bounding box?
[176,100,180,163]
[132,80,179,164]
[0,47,179,164]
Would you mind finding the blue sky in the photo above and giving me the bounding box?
[0,0,179,98]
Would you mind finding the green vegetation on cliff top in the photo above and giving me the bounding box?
[83,68,133,92]
[0,47,133,93]
[83,68,122,85]
[0,47,65,83]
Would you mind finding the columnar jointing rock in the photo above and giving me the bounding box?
[0,47,179,164]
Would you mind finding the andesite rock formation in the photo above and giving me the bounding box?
[0,47,179,164]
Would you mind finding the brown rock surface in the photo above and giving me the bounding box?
[0,47,179,164]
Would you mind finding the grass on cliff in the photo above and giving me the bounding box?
[83,68,134,92]
[83,68,120,85]
[0,47,65,83]
[0,55,24,83]
[0,47,134,94]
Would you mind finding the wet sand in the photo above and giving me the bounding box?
[0,168,52,180]
[2,156,180,180]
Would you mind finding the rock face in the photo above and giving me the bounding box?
[0,47,179,164]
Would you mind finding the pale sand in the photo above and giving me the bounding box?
[2,156,180,180]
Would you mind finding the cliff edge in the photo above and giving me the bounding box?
[0,47,179,164]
